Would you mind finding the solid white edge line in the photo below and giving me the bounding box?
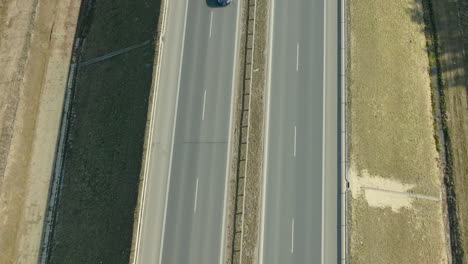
[158,0,190,263]
[341,0,348,262]
[259,0,275,262]
[219,0,242,263]
[321,0,327,262]
[194,178,199,212]
[134,41,163,264]
[202,89,207,120]
[133,0,169,261]
[291,218,295,253]
[209,11,213,38]
[296,43,299,71]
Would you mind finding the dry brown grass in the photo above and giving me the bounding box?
[348,0,449,262]
[0,0,80,263]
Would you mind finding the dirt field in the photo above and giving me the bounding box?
[0,0,80,263]
[426,0,468,261]
[348,0,450,262]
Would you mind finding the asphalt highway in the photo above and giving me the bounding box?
[260,0,339,263]
[134,0,240,263]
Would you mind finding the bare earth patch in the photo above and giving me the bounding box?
[349,168,416,212]
[348,0,450,262]
[0,0,80,263]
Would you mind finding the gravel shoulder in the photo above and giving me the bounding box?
[348,0,450,262]
[0,0,80,263]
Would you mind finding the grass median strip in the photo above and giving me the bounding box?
[224,0,268,262]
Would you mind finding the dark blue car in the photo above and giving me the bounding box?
[217,0,231,6]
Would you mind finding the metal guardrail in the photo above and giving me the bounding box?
[230,0,257,262]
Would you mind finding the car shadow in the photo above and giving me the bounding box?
[206,0,221,8]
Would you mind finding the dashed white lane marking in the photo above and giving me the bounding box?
[291,218,295,253]
[294,125,297,157]
[209,11,213,38]
[296,43,300,71]
[194,178,199,212]
[202,89,207,121]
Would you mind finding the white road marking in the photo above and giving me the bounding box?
[209,11,213,38]
[158,0,190,263]
[291,218,295,253]
[194,178,199,212]
[296,43,300,71]
[294,125,297,157]
[202,89,207,120]
[259,0,275,262]
[321,0,327,263]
